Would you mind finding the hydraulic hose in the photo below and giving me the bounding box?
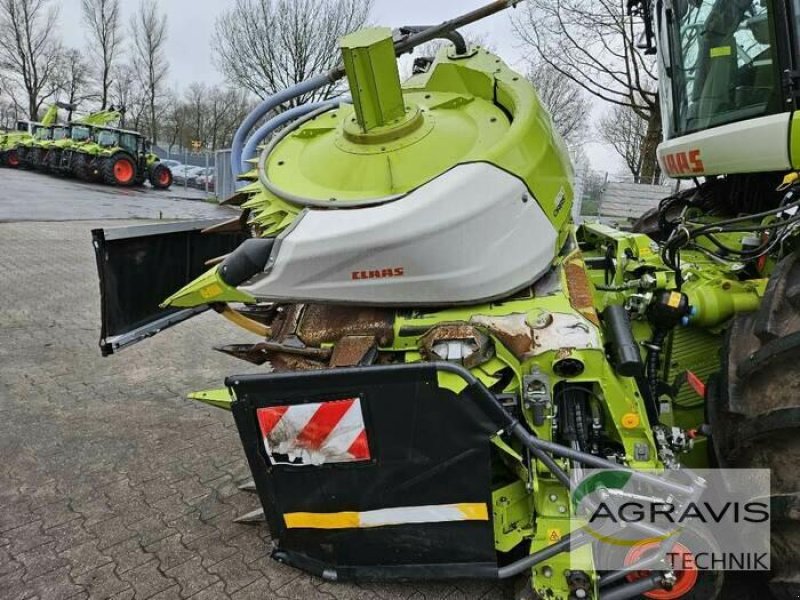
[231,73,338,178]
[397,26,468,55]
[240,98,349,170]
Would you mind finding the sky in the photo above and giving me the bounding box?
[57,0,620,173]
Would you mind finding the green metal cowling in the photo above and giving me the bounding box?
[244,32,573,240]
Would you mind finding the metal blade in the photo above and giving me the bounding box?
[234,508,266,524]
[238,480,257,493]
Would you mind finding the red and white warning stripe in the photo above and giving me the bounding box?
[256,398,370,466]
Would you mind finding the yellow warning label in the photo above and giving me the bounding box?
[200,284,223,299]
[667,292,682,308]
[547,528,562,543]
[710,46,732,58]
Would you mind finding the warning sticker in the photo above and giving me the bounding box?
[256,398,370,466]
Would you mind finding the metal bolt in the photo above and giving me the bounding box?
[541,566,553,578]
[549,494,558,502]
[575,590,587,599]
[558,505,567,514]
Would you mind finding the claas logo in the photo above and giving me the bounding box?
[663,149,705,175]
[352,267,405,280]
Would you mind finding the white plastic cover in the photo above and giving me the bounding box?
[241,163,558,305]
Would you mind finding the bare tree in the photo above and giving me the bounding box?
[0,87,20,128]
[130,0,168,141]
[161,93,187,154]
[52,48,92,118]
[109,61,144,129]
[82,0,122,109]
[163,84,254,153]
[527,61,590,145]
[213,0,373,107]
[513,0,661,181]
[183,82,206,146]
[0,0,62,120]
[598,104,659,182]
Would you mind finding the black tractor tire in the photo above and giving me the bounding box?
[43,151,57,173]
[88,159,104,182]
[101,153,138,187]
[73,154,90,180]
[51,150,63,173]
[713,251,800,600]
[29,148,44,170]
[6,149,20,168]
[16,147,28,168]
[149,163,173,190]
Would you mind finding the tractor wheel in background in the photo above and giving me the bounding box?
[29,148,43,170]
[149,163,173,190]
[88,159,104,182]
[713,251,800,600]
[6,149,20,168]
[73,155,90,180]
[43,151,56,173]
[49,151,62,174]
[102,153,137,186]
[16,147,28,168]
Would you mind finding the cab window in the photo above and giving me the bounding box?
[97,130,118,147]
[668,0,781,136]
[119,133,138,153]
[72,126,91,141]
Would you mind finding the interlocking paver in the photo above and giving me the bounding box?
[164,556,220,598]
[16,542,69,582]
[119,561,176,599]
[103,539,154,575]
[206,554,260,594]
[73,563,131,599]
[0,213,505,600]
[59,541,112,577]
[143,535,195,572]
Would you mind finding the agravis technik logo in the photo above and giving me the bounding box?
[570,469,771,572]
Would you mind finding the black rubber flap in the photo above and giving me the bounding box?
[229,363,503,580]
[92,220,248,354]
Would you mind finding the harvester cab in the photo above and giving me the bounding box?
[90,2,800,599]
[631,0,800,184]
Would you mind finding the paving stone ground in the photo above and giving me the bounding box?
[0,219,504,600]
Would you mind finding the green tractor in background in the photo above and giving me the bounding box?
[0,124,28,168]
[45,123,93,175]
[38,124,72,172]
[1,103,171,190]
[46,107,125,177]
[76,126,172,189]
[11,104,59,169]
[17,124,53,169]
